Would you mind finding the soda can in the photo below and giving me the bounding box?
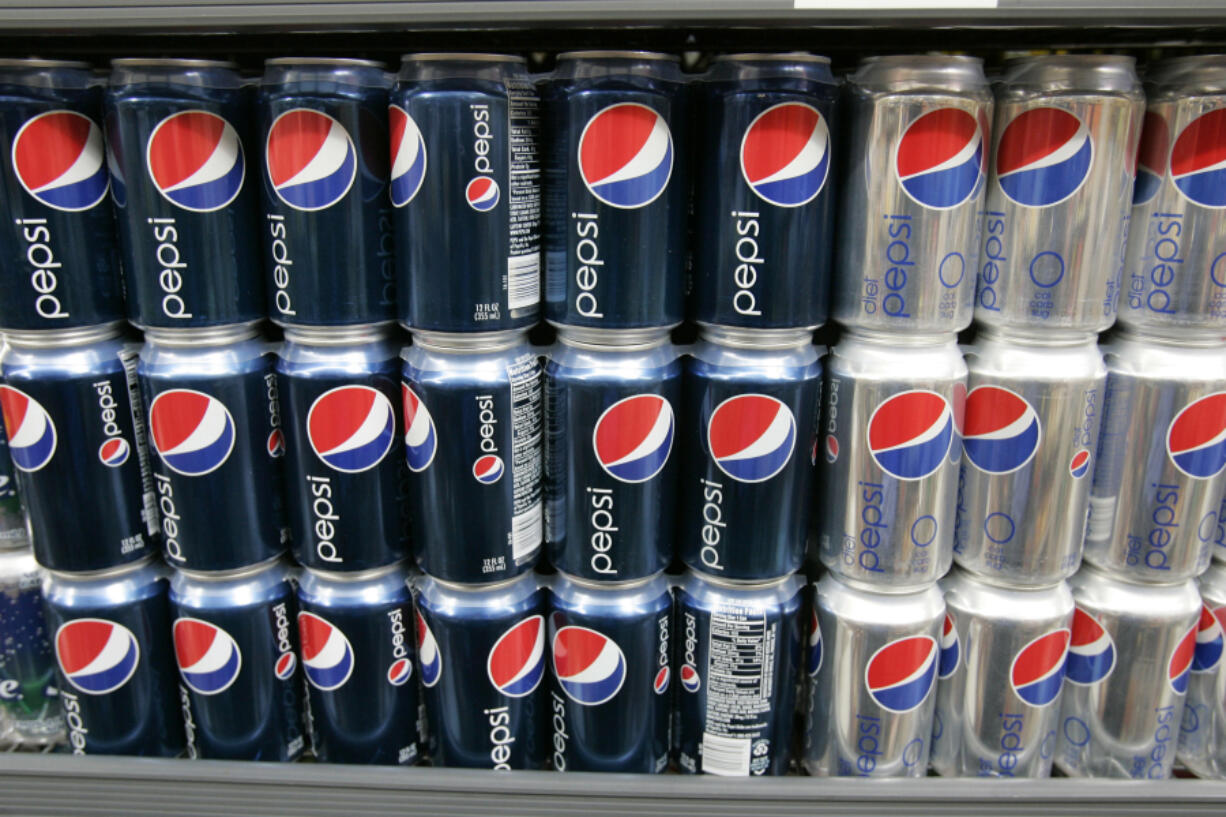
[105,58,264,329]
[930,568,1073,778]
[0,59,125,332]
[1085,330,1226,583]
[547,570,672,773]
[0,405,28,547]
[542,51,687,330]
[976,55,1145,336]
[0,547,61,745]
[834,55,992,334]
[139,325,288,572]
[392,54,540,333]
[954,327,1106,586]
[258,58,395,328]
[1,325,158,572]
[1122,55,1226,338]
[42,557,184,756]
[1056,562,1200,779]
[296,563,421,765]
[803,572,943,778]
[690,53,839,331]
[545,328,681,582]
[678,326,820,580]
[1178,559,1226,778]
[401,330,542,583]
[818,329,967,589]
[413,570,546,769]
[277,325,409,572]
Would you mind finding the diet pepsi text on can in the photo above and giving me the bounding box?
[105,59,265,329]
[0,547,63,745]
[392,54,540,333]
[834,56,992,334]
[542,51,687,330]
[1178,560,1226,778]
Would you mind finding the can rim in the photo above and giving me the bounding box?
[859,53,983,67]
[409,328,528,353]
[976,324,1099,348]
[282,323,397,346]
[713,52,831,65]
[300,561,408,583]
[697,324,814,350]
[0,58,90,70]
[265,56,387,69]
[430,570,535,593]
[4,322,126,349]
[841,327,958,348]
[400,52,525,64]
[690,569,796,591]
[1113,326,1226,348]
[557,50,679,63]
[553,325,675,351]
[111,57,239,70]
[174,554,285,582]
[555,569,665,591]
[142,321,262,347]
[45,554,158,582]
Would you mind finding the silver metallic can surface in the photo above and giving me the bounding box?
[953,328,1106,586]
[833,56,992,334]
[976,55,1144,336]
[1085,331,1226,583]
[1177,559,1226,778]
[1056,563,1199,779]
[930,569,1073,778]
[803,572,944,777]
[818,330,967,589]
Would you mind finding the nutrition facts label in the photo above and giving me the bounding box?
[119,346,158,539]
[508,351,542,562]
[506,76,540,311]
[702,604,778,776]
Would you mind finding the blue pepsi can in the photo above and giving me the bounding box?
[139,326,288,572]
[691,53,838,330]
[0,59,124,332]
[105,59,264,329]
[296,563,421,765]
[277,326,408,572]
[0,547,62,745]
[679,327,820,580]
[169,560,306,761]
[402,331,542,583]
[392,54,540,333]
[675,569,803,775]
[548,571,672,773]
[542,51,688,330]
[42,558,185,756]
[259,58,395,328]
[1,325,158,572]
[545,329,681,582]
[413,571,546,769]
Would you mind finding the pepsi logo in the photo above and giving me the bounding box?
[55,618,140,695]
[11,110,108,211]
[146,110,245,212]
[938,613,960,679]
[552,626,626,706]
[740,102,830,208]
[707,394,796,483]
[1172,108,1226,208]
[1171,624,1197,694]
[996,107,1093,208]
[307,385,395,473]
[465,176,500,211]
[0,385,57,472]
[487,615,546,698]
[1069,449,1091,479]
[866,390,954,481]
[402,383,437,473]
[387,657,413,687]
[578,103,673,209]
[653,666,670,695]
[1065,607,1115,686]
[961,386,1042,475]
[895,107,984,210]
[267,428,285,458]
[1166,392,1226,479]
[172,618,243,696]
[592,394,674,483]
[98,438,130,468]
[473,454,504,485]
[807,608,823,677]
[1133,111,1169,207]
[1010,629,1070,707]
[865,635,938,713]
[416,610,442,688]
[825,434,839,464]
[298,611,355,691]
[266,108,356,211]
[148,389,236,477]
[680,663,700,693]
[388,105,426,207]
[1193,605,1224,673]
[274,651,297,680]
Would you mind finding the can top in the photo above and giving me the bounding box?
[554,569,665,592]
[4,322,126,349]
[300,560,408,584]
[109,58,244,90]
[1145,54,1226,94]
[557,50,679,63]
[555,326,673,352]
[283,324,396,347]
[45,553,159,583]
[689,568,797,592]
[1112,325,1226,349]
[942,566,1074,616]
[1070,561,1200,617]
[817,570,945,617]
[111,57,239,70]
[143,322,262,347]
[401,52,525,64]
[411,328,528,354]
[976,324,1099,348]
[1199,560,1226,606]
[850,54,988,94]
[842,327,958,348]
[426,568,538,597]
[265,56,387,69]
[174,554,285,583]
[698,325,813,351]
[0,57,90,70]
[999,54,1141,96]
[714,52,831,65]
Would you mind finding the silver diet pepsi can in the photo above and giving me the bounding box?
[1177,558,1226,778]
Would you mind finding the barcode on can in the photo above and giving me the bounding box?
[701,732,751,776]
[119,346,159,539]
[1086,495,1116,543]
[511,501,542,563]
[507,253,540,311]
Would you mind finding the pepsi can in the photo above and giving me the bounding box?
[930,569,1073,778]
[42,558,184,756]
[139,326,288,572]
[818,329,967,589]
[1085,330,1226,583]
[1178,559,1226,778]
[834,55,992,334]
[1056,563,1200,779]
[0,406,27,547]
[545,329,681,582]
[0,547,61,745]
[296,563,421,765]
[105,58,264,329]
[277,326,408,572]
[0,59,124,332]
[691,53,838,330]
[413,571,546,769]
[402,331,542,583]
[954,328,1105,586]
[1,325,157,572]
[976,55,1144,336]
[542,51,687,330]
[548,570,672,773]
[675,570,802,776]
[679,326,820,580]
[392,54,540,333]
[259,58,395,327]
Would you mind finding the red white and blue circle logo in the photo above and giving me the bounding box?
[961,386,1041,475]
[1069,449,1091,479]
[472,454,504,485]
[0,386,57,472]
[267,428,285,458]
[552,626,626,706]
[938,613,960,679]
[653,666,670,695]
[274,650,297,681]
[1172,108,1226,208]
[996,107,1092,208]
[12,110,109,211]
[1065,607,1115,686]
[266,108,356,211]
[173,617,242,696]
[465,176,500,211]
[895,107,984,210]
[740,102,829,208]
[807,608,823,677]
[388,105,426,208]
[593,394,674,483]
[865,635,938,713]
[1133,110,1169,207]
[55,618,140,695]
[1193,604,1225,673]
[487,615,546,698]
[680,663,700,693]
[1010,628,1070,707]
[387,657,413,687]
[578,103,673,209]
[148,389,236,477]
[401,382,437,473]
[146,110,245,212]
[707,394,796,483]
[867,390,954,481]
[307,385,395,473]
[1166,392,1226,479]
[825,434,839,464]
[299,611,355,691]
[416,610,442,688]
[99,437,130,468]
[1171,623,1198,694]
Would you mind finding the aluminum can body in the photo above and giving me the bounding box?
[1176,559,1226,778]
